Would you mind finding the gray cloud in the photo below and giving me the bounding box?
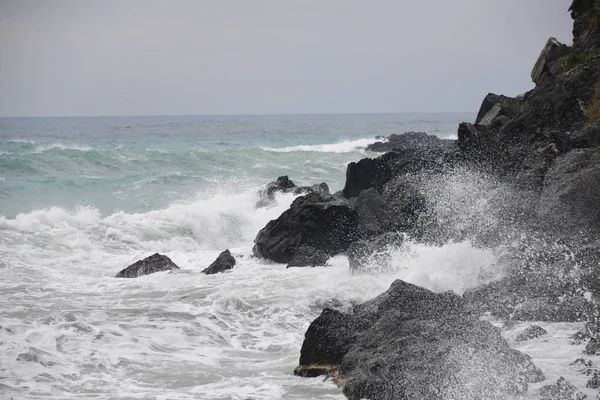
[0,0,573,116]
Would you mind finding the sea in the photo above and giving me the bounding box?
[1,114,597,399]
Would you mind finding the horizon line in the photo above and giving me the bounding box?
[0,111,476,119]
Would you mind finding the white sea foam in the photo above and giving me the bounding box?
[260,137,379,153]
[34,143,94,152]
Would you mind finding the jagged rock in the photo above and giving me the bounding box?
[474,93,522,126]
[588,372,600,389]
[115,253,179,278]
[346,232,403,273]
[351,188,390,236]
[253,192,360,263]
[202,249,236,275]
[539,377,587,400]
[256,176,329,208]
[537,147,600,231]
[342,157,392,198]
[286,245,329,268]
[366,131,446,153]
[515,325,548,342]
[531,37,571,86]
[381,176,427,233]
[296,280,543,400]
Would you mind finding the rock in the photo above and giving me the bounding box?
[531,37,571,86]
[588,372,600,389]
[381,176,427,233]
[539,377,588,400]
[366,131,447,153]
[346,232,403,273]
[253,192,360,263]
[256,176,330,208]
[296,280,543,400]
[515,325,548,342]
[352,188,390,236]
[537,147,600,232]
[286,245,329,268]
[474,93,522,127]
[342,157,392,198]
[115,253,179,278]
[202,249,236,275]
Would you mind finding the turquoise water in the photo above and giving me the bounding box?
[0,113,471,218]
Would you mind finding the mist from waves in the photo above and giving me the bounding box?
[0,177,506,399]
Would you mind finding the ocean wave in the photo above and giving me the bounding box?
[259,137,379,153]
[34,143,94,153]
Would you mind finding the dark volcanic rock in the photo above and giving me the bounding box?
[381,176,427,233]
[256,176,329,208]
[286,245,329,268]
[537,147,600,232]
[351,188,390,236]
[296,280,543,400]
[342,157,392,198]
[202,249,236,275]
[253,192,360,263]
[366,131,448,153]
[539,377,588,400]
[115,253,179,278]
[346,232,403,273]
[531,37,572,86]
[474,93,522,126]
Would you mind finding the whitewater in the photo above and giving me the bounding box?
[1,114,598,399]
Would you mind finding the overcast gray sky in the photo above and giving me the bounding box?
[0,0,573,117]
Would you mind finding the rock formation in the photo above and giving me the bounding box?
[202,249,236,275]
[115,253,179,278]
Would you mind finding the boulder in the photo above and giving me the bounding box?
[295,280,543,400]
[537,147,600,231]
[342,157,392,198]
[539,377,587,400]
[256,176,329,208]
[253,192,360,263]
[515,325,548,342]
[366,131,446,153]
[202,249,236,275]
[474,93,522,127]
[347,232,403,273]
[381,176,427,233]
[115,253,179,278]
[286,245,329,268]
[531,37,571,86]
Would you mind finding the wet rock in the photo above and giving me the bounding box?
[351,188,390,236]
[342,157,392,198]
[588,372,600,389]
[381,176,427,233]
[538,147,600,232]
[286,245,329,268]
[256,176,329,208]
[366,131,448,153]
[539,377,587,400]
[296,280,543,400]
[531,37,571,86]
[515,325,548,342]
[253,192,360,264]
[346,232,403,273]
[474,93,522,127]
[115,253,179,278]
[202,249,236,275]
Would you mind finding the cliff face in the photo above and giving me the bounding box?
[458,0,600,192]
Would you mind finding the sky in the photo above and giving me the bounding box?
[0,0,574,117]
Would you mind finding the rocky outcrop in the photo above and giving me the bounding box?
[202,249,236,275]
[539,377,588,400]
[253,192,360,264]
[537,147,600,231]
[256,176,329,208]
[115,253,179,278]
[515,325,548,342]
[366,131,450,153]
[531,37,572,86]
[295,280,543,400]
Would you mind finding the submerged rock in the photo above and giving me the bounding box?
[296,280,543,400]
[346,232,403,273]
[253,192,360,264]
[202,249,236,275]
[115,253,179,278]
